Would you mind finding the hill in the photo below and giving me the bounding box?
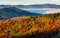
[0,6,39,19]
[0,13,60,38]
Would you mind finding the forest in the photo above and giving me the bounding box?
[0,13,60,38]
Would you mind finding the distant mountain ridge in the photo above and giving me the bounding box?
[0,4,60,19]
[0,7,39,20]
[0,4,60,9]
[16,4,60,8]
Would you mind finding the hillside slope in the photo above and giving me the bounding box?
[0,13,60,38]
[0,7,39,19]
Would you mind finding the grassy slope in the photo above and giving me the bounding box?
[0,13,60,38]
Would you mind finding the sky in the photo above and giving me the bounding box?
[0,0,60,5]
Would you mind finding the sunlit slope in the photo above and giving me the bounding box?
[0,13,60,37]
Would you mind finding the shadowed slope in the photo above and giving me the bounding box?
[0,7,39,19]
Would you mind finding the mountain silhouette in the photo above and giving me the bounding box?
[0,6,39,19]
[0,4,60,9]
[16,4,60,8]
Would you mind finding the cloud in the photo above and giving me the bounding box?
[45,9,60,14]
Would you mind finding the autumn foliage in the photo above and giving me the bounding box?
[0,13,60,37]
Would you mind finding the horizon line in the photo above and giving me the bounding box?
[0,3,60,5]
